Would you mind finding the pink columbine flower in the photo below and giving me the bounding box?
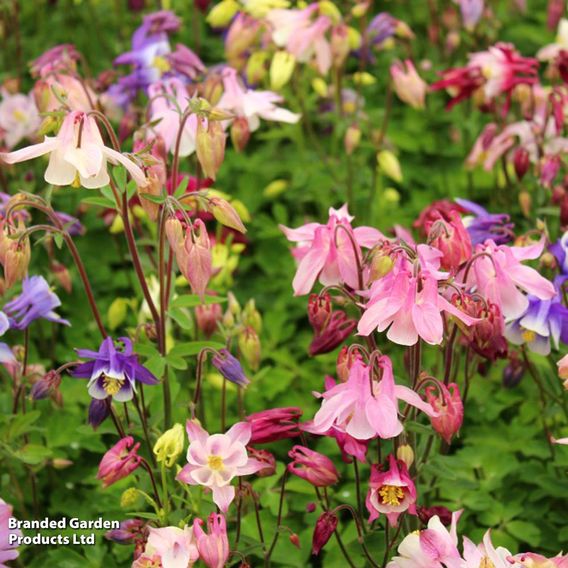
[306,357,437,441]
[134,525,199,568]
[0,91,40,149]
[280,204,383,295]
[425,382,464,444]
[0,111,146,189]
[217,67,300,132]
[557,353,568,389]
[537,18,568,61]
[0,498,22,567]
[387,510,463,568]
[176,420,263,513]
[464,238,556,320]
[193,513,230,568]
[97,436,142,488]
[390,60,428,110]
[148,77,199,156]
[462,531,515,568]
[366,454,417,527]
[267,4,332,74]
[510,552,568,567]
[358,246,478,346]
[287,445,339,487]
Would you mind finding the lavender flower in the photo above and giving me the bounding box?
[73,337,158,402]
[366,13,398,45]
[4,276,69,330]
[455,198,515,245]
[505,293,568,355]
[550,231,568,277]
[53,211,85,236]
[212,348,249,387]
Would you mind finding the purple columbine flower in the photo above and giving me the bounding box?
[505,292,568,355]
[4,276,69,330]
[550,231,568,277]
[455,198,515,246]
[366,12,398,45]
[0,310,15,366]
[212,348,249,387]
[53,211,85,236]
[73,337,158,402]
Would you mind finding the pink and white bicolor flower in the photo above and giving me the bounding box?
[280,204,383,296]
[176,420,263,513]
[358,246,478,346]
[306,357,437,441]
[0,110,146,189]
[387,510,463,568]
[465,238,556,320]
[217,67,301,132]
[134,525,199,568]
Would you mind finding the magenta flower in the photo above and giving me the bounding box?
[73,337,158,403]
[425,382,464,444]
[176,420,263,512]
[246,407,302,444]
[193,513,229,568]
[307,357,437,441]
[0,111,146,189]
[465,238,556,320]
[366,454,417,527]
[358,247,477,346]
[287,445,339,487]
[312,511,338,556]
[281,204,383,295]
[0,498,21,567]
[30,44,80,77]
[97,436,142,488]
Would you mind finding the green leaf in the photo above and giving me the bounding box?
[506,520,541,547]
[15,444,53,465]
[170,295,226,309]
[8,410,41,440]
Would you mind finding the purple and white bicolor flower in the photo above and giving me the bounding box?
[550,231,568,279]
[4,275,69,330]
[73,337,158,402]
[505,291,568,355]
[455,198,514,246]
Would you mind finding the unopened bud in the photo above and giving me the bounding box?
[153,423,185,467]
[514,147,530,180]
[369,251,394,280]
[246,51,269,84]
[230,117,251,153]
[377,150,403,182]
[344,124,361,155]
[518,190,531,218]
[138,174,163,222]
[51,458,73,470]
[206,0,239,27]
[242,299,262,333]
[50,260,72,293]
[238,326,261,371]
[396,444,414,468]
[289,533,301,549]
[120,488,142,508]
[196,118,226,181]
[270,51,296,90]
[331,24,350,68]
[209,196,246,233]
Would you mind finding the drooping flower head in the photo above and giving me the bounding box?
[287,445,339,487]
[280,204,383,295]
[97,436,142,488]
[193,513,229,568]
[425,382,464,444]
[246,406,302,444]
[177,420,263,512]
[73,336,158,402]
[366,454,417,527]
[30,44,81,78]
[455,199,514,246]
[0,111,147,189]
[4,275,69,330]
[306,357,438,441]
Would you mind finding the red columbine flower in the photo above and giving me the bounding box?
[312,511,338,556]
[246,448,276,477]
[309,311,357,356]
[246,407,302,444]
[425,382,464,444]
[427,211,472,271]
[413,200,467,236]
[287,446,339,487]
[97,437,142,488]
[308,293,332,335]
[366,454,417,527]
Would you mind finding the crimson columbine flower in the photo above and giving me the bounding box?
[73,337,158,402]
[366,454,417,527]
[287,446,339,487]
[309,311,357,356]
[246,407,302,444]
[97,436,142,488]
[312,511,338,556]
[193,513,230,568]
[425,382,464,444]
[4,275,70,330]
[427,211,472,271]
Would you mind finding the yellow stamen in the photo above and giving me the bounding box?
[207,455,224,471]
[480,558,496,568]
[102,375,125,396]
[152,55,171,74]
[71,172,82,188]
[521,328,537,343]
[378,484,404,506]
[12,109,26,122]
